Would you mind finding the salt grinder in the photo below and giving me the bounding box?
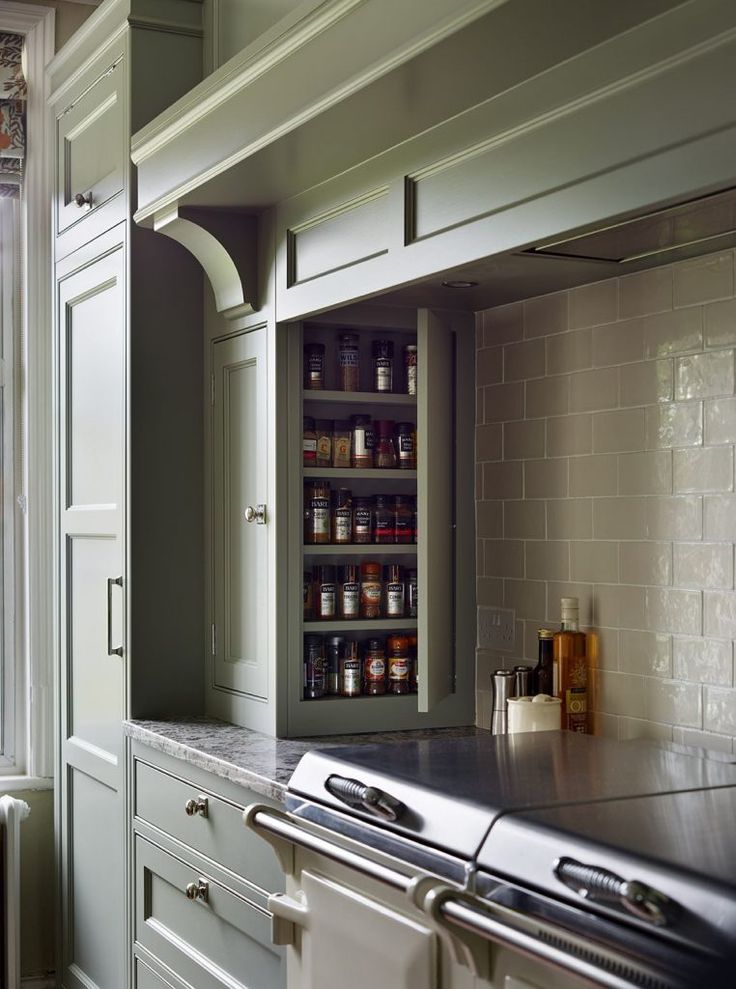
[490,669,516,734]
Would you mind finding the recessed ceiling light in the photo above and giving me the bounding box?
[441,279,478,288]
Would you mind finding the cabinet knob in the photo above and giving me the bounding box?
[244,504,266,525]
[185,879,209,903]
[184,796,208,818]
[73,191,92,208]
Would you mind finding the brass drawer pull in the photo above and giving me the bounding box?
[184,796,209,818]
[185,879,209,903]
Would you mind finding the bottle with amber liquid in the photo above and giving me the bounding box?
[553,597,588,733]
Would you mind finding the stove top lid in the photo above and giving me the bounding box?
[287,731,736,860]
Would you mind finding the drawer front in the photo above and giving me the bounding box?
[56,58,126,243]
[134,759,284,894]
[135,835,284,989]
[134,956,181,989]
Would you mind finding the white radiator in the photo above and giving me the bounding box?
[0,795,31,989]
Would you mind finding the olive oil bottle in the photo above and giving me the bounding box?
[553,597,589,733]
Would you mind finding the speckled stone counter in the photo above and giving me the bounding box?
[124,716,484,802]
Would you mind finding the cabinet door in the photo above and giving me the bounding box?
[57,244,126,989]
[211,328,269,699]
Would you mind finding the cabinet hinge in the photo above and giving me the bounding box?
[211,623,217,656]
[210,373,215,407]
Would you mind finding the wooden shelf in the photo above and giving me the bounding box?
[303,544,417,555]
[304,468,416,480]
[303,619,418,632]
[303,390,416,406]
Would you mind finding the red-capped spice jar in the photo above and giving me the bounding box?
[383,564,405,618]
[313,564,336,620]
[360,562,382,619]
[387,634,411,695]
[363,638,386,695]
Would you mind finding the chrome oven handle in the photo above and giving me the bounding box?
[324,774,405,822]
[554,857,678,927]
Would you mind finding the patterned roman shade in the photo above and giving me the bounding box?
[0,33,26,199]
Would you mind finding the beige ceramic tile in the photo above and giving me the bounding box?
[526,375,570,419]
[476,576,504,608]
[503,419,545,460]
[618,718,674,741]
[592,317,644,367]
[504,500,545,539]
[619,359,673,407]
[593,583,621,629]
[673,637,732,686]
[619,629,672,677]
[705,298,736,348]
[703,590,736,639]
[645,401,703,449]
[618,584,702,635]
[704,397,736,444]
[569,367,619,413]
[546,328,592,375]
[570,541,619,583]
[644,679,702,727]
[476,423,502,462]
[704,686,736,734]
[523,291,568,340]
[673,542,733,590]
[569,279,618,329]
[524,458,568,499]
[546,581,594,625]
[618,450,672,495]
[676,349,735,401]
[592,408,646,454]
[482,302,523,345]
[594,670,647,718]
[476,346,503,386]
[569,453,618,496]
[642,307,703,359]
[645,495,702,540]
[672,726,734,753]
[593,497,647,539]
[503,339,545,382]
[619,267,673,318]
[674,446,733,494]
[483,460,523,500]
[484,540,524,579]
[547,499,593,539]
[547,414,592,457]
[504,579,547,620]
[619,541,672,586]
[483,381,524,423]
[674,252,734,307]
[525,540,570,581]
[476,500,503,539]
[704,494,736,540]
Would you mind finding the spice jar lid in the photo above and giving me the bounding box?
[338,333,359,345]
[304,342,325,353]
[314,564,336,580]
[374,419,395,435]
[338,564,359,582]
[383,564,403,581]
[353,495,373,507]
[350,414,372,425]
[365,638,384,651]
[404,344,417,353]
[361,561,381,577]
[375,495,390,507]
[334,419,352,431]
[304,634,323,646]
[387,634,409,653]
[326,635,345,648]
[395,421,414,431]
[372,340,394,356]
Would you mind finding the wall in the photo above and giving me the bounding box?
[8,0,98,50]
[17,789,55,980]
[475,247,736,753]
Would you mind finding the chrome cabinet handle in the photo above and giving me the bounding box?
[244,504,266,524]
[185,879,209,903]
[554,857,678,927]
[73,191,92,208]
[325,774,405,822]
[106,576,123,657]
[184,796,209,818]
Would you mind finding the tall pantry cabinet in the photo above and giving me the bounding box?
[48,4,205,988]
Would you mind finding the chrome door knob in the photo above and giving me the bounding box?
[185,879,209,903]
[73,191,92,208]
[184,796,208,817]
[244,504,266,524]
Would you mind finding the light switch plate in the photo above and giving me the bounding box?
[478,607,515,651]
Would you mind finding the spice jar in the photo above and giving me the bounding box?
[374,420,397,469]
[372,340,394,392]
[373,495,394,544]
[408,634,418,692]
[305,480,331,544]
[387,634,411,694]
[303,416,317,466]
[303,571,313,620]
[313,564,336,619]
[363,638,386,695]
[384,564,405,617]
[304,343,325,390]
[407,568,418,618]
[404,344,417,396]
[332,488,352,544]
[360,561,382,619]
[338,333,360,391]
[325,635,343,695]
[338,564,360,619]
[352,496,373,544]
[332,420,352,468]
[304,635,325,699]
[394,495,413,544]
[340,640,361,696]
[395,422,416,470]
[315,419,333,467]
[350,415,374,468]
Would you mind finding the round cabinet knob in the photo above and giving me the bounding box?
[244,504,266,525]
[184,796,208,817]
[73,192,92,208]
[185,879,208,903]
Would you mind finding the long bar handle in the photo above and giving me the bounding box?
[107,576,124,657]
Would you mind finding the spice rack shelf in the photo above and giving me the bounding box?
[303,390,417,406]
[303,619,418,633]
[301,694,418,706]
[304,468,417,480]
[303,545,417,555]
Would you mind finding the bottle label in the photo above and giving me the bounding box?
[387,583,405,616]
[375,358,392,391]
[365,656,386,680]
[395,517,412,539]
[334,509,352,542]
[339,351,359,367]
[319,584,336,616]
[388,657,409,681]
[342,660,361,693]
[407,365,417,396]
[341,584,359,617]
[333,436,351,465]
[566,687,587,715]
[316,435,331,459]
[311,497,330,536]
[398,434,414,453]
[303,438,317,453]
[374,518,393,539]
[354,429,375,457]
[354,509,371,531]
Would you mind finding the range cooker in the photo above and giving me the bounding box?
[244,731,736,989]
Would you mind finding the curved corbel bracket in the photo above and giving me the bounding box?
[153,205,258,318]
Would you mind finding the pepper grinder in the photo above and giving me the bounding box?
[490,669,516,734]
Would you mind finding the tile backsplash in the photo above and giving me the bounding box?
[475,248,736,752]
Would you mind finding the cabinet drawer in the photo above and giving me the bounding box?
[135,835,284,989]
[55,58,126,246]
[134,759,284,894]
[134,956,182,989]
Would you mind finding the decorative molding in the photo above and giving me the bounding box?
[153,206,258,317]
[21,975,55,988]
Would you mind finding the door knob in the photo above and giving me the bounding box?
[244,504,266,524]
[185,879,209,903]
[73,191,92,208]
[184,796,208,818]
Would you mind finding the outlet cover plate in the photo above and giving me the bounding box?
[478,607,516,651]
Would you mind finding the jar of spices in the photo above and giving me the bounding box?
[332,488,352,544]
[373,495,394,544]
[303,571,313,620]
[383,564,405,618]
[360,562,382,619]
[303,416,317,466]
[408,634,418,692]
[407,568,418,618]
[395,422,416,470]
[304,635,325,699]
[338,564,360,619]
[403,344,417,396]
[304,343,325,390]
[387,634,411,695]
[305,481,331,544]
[325,635,343,695]
[332,420,352,468]
[338,333,360,391]
[315,419,333,467]
[313,564,336,619]
[340,640,361,696]
[374,420,397,469]
[350,415,374,468]
[372,340,394,392]
[363,638,386,695]
[394,495,413,544]
[352,496,373,544]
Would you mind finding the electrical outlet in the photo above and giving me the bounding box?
[477,607,516,652]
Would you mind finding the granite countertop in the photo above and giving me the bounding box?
[124,716,484,802]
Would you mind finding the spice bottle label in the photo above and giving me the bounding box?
[354,429,374,457]
[354,509,371,532]
[333,436,351,466]
[341,660,361,693]
[341,584,359,617]
[316,435,331,460]
[334,509,352,543]
[386,582,405,616]
[310,497,330,535]
[303,438,317,456]
[388,657,410,681]
[319,584,336,616]
[365,657,386,679]
[407,365,417,396]
[374,358,392,391]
